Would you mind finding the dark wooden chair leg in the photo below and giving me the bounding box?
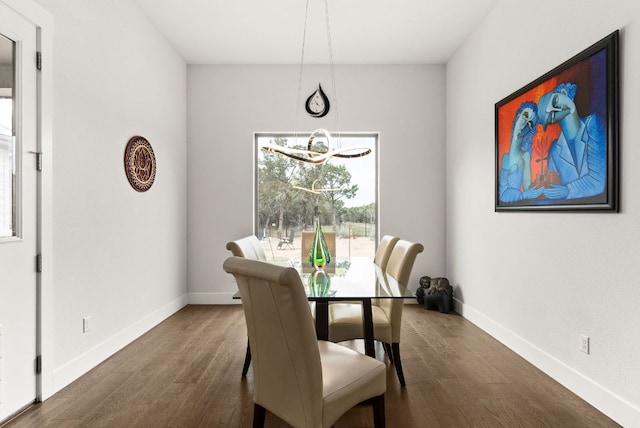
[242,338,251,377]
[372,394,386,427]
[391,342,406,386]
[383,342,394,363]
[252,403,266,428]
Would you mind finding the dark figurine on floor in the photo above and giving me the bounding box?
[416,276,453,313]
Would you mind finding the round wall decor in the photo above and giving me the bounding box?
[124,135,156,192]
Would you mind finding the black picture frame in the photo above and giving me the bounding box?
[495,30,619,212]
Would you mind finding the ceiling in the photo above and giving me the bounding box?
[133,0,497,65]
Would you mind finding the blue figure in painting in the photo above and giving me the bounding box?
[499,101,544,203]
[536,83,606,200]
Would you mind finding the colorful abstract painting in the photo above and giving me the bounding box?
[495,31,618,211]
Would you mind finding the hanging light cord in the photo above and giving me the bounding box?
[262,0,371,164]
[294,0,311,142]
[323,0,342,146]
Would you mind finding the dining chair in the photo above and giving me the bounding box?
[335,234,399,315]
[333,235,399,351]
[223,256,386,428]
[226,235,267,377]
[371,235,400,307]
[226,235,267,262]
[374,235,400,271]
[328,239,424,386]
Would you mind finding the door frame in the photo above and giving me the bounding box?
[0,0,53,402]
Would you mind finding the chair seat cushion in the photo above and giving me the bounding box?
[319,341,386,427]
[328,302,393,344]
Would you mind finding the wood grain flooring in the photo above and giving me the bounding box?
[3,305,619,427]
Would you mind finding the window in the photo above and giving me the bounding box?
[255,133,377,264]
[0,34,15,239]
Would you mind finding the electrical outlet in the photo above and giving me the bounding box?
[83,316,91,333]
[580,334,590,354]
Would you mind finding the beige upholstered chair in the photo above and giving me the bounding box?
[301,231,336,272]
[374,235,400,271]
[226,235,267,262]
[331,235,399,337]
[226,235,267,377]
[329,239,424,386]
[334,235,400,316]
[223,257,386,428]
[371,235,400,307]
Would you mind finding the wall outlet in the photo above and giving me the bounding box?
[580,334,590,354]
[83,316,91,333]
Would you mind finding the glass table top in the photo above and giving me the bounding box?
[231,257,415,300]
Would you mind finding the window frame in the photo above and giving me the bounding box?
[254,131,379,256]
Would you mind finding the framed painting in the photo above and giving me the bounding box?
[495,30,619,212]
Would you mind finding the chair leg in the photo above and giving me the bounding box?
[391,342,406,387]
[372,394,386,428]
[253,403,266,428]
[382,342,394,363]
[242,338,252,377]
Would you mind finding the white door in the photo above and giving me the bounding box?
[0,2,39,421]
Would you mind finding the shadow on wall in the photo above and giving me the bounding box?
[453,284,463,305]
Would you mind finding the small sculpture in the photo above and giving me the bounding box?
[416,276,453,314]
[309,216,331,271]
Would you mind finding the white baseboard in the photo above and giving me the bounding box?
[188,292,241,305]
[51,295,188,394]
[454,298,640,427]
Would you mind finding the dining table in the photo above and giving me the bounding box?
[233,257,415,358]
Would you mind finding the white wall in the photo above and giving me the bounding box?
[35,0,188,394]
[187,65,446,302]
[447,0,640,425]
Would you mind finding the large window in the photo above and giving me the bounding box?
[0,34,15,239]
[255,133,377,264]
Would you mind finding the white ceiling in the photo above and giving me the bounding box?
[133,0,497,65]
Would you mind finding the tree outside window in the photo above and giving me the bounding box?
[256,133,376,264]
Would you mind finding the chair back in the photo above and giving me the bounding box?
[223,257,323,427]
[301,231,336,272]
[374,235,400,271]
[379,240,424,341]
[371,235,400,306]
[226,235,267,261]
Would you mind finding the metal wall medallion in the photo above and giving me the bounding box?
[124,135,156,192]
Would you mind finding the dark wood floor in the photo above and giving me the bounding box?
[4,305,619,427]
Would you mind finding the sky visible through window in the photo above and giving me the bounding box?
[256,134,376,208]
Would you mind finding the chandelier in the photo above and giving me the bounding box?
[261,0,371,165]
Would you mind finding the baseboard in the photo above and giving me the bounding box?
[51,294,188,394]
[454,298,640,427]
[187,292,241,304]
